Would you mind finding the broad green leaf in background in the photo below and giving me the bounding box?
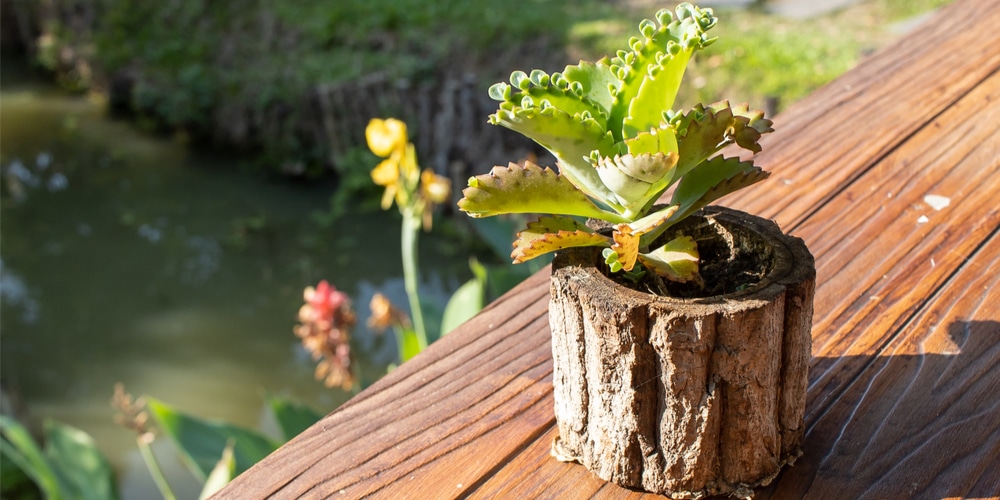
[44,419,118,500]
[197,441,235,500]
[0,415,64,499]
[1,451,37,498]
[0,415,117,500]
[441,258,487,335]
[398,326,424,362]
[265,395,325,442]
[469,216,521,262]
[145,397,279,482]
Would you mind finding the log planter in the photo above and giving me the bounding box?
[548,206,815,498]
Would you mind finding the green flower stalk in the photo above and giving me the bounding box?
[366,118,451,354]
[458,3,773,285]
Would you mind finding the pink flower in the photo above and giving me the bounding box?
[304,280,349,320]
[296,280,357,390]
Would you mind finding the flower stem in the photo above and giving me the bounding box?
[400,210,428,353]
[137,435,176,500]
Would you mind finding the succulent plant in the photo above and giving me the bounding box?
[458,3,773,285]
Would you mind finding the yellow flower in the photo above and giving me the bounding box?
[399,143,419,184]
[367,118,421,211]
[366,118,408,158]
[371,158,400,210]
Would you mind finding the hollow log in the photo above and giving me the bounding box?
[549,206,815,498]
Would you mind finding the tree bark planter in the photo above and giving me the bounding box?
[548,206,815,498]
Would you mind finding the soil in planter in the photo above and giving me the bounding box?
[593,210,777,299]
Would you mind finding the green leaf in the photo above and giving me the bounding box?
[670,156,769,223]
[1,451,37,497]
[623,46,695,138]
[145,397,279,482]
[638,156,766,247]
[441,279,484,335]
[673,101,773,180]
[458,162,628,223]
[511,216,610,263]
[516,71,610,123]
[198,441,235,500]
[623,126,679,157]
[594,152,678,215]
[608,4,718,142]
[0,415,64,499]
[561,60,618,115]
[629,204,680,235]
[397,327,423,362]
[43,419,118,500]
[638,235,701,283]
[483,263,535,300]
[488,108,620,205]
[468,216,521,262]
[265,395,324,442]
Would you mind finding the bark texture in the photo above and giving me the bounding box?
[549,206,815,498]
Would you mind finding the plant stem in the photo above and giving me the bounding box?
[400,210,428,352]
[137,435,176,500]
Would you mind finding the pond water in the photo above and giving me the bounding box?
[0,59,474,497]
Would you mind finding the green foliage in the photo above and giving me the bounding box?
[265,395,326,442]
[198,442,235,500]
[0,394,325,499]
[460,4,772,284]
[0,415,118,500]
[440,259,487,335]
[144,398,279,482]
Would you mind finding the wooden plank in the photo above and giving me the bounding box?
[762,232,1000,499]
[466,426,607,499]
[797,69,1000,422]
[722,0,1000,230]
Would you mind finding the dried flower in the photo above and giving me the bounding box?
[419,168,451,229]
[295,280,357,390]
[111,383,154,443]
[367,292,410,332]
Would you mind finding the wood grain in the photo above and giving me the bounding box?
[216,0,1000,497]
[798,69,1000,424]
[721,0,1000,230]
[762,232,1000,499]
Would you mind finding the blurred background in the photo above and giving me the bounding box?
[0,0,952,497]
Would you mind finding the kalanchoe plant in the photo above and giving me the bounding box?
[458,3,773,286]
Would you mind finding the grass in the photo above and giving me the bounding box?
[562,0,955,113]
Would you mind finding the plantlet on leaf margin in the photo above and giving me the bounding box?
[458,3,773,285]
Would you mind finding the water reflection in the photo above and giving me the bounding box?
[1,61,471,496]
